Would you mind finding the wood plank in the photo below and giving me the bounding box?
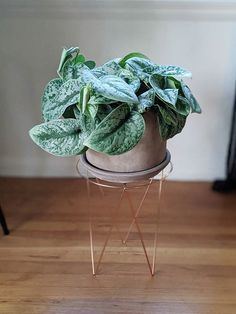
[0,178,236,314]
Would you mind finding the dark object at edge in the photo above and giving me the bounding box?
[0,206,10,235]
[213,88,236,192]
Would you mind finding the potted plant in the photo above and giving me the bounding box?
[29,46,201,175]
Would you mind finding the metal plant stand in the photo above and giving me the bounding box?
[77,153,172,276]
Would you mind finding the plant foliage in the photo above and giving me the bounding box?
[29,47,201,156]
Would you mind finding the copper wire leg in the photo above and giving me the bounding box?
[125,189,153,276]
[123,179,153,244]
[86,176,96,276]
[95,178,124,244]
[151,172,164,276]
[87,182,126,276]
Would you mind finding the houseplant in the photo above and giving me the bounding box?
[29,46,201,173]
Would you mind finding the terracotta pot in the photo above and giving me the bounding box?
[85,110,167,172]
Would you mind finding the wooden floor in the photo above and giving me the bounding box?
[0,178,236,314]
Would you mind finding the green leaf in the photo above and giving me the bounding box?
[136,89,155,113]
[57,47,79,78]
[164,76,181,89]
[119,52,149,68]
[79,86,90,113]
[83,103,98,121]
[154,65,192,78]
[150,74,178,106]
[84,103,145,155]
[62,58,89,81]
[73,106,81,119]
[29,119,86,156]
[74,54,86,64]
[94,75,138,104]
[41,78,63,114]
[42,79,82,122]
[84,60,96,69]
[156,104,186,140]
[181,81,202,113]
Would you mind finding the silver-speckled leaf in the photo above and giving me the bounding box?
[91,68,107,78]
[154,65,192,78]
[125,57,156,82]
[101,58,122,75]
[29,119,86,156]
[41,78,63,114]
[156,104,186,140]
[91,59,121,78]
[175,96,192,116]
[62,59,89,81]
[150,74,178,106]
[73,106,99,135]
[43,79,82,122]
[181,81,202,113]
[84,103,145,155]
[136,89,155,113]
[89,94,117,106]
[94,75,138,104]
[57,47,79,77]
[118,69,140,92]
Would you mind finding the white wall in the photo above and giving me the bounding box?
[0,0,236,180]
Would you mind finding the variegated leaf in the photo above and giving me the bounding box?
[91,68,107,78]
[136,89,155,113]
[181,81,202,113]
[84,103,145,155]
[156,104,186,140]
[29,119,86,156]
[42,79,82,122]
[57,47,79,77]
[94,75,138,104]
[118,69,140,92]
[125,57,156,82]
[150,74,178,106]
[175,96,192,116]
[154,65,192,77]
[89,94,117,106]
[101,58,122,75]
[41,78,63,114]
[62,59,89,81]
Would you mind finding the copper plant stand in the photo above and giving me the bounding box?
[77,153,172,276]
